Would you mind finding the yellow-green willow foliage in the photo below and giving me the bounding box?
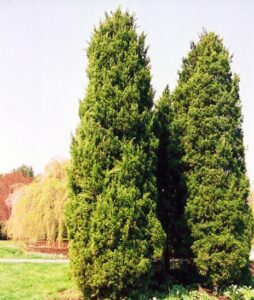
[6,161,68,242]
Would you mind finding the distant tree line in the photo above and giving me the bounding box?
[12,164,34,179]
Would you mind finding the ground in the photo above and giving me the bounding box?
[1,241,254,300]
[0,241,80,300]
[0,263,80,300]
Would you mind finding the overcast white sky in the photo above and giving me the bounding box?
[0,0,253,186]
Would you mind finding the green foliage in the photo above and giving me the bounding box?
[65,9,165,299]
[140,284,217,299]
[6,161,68,242]
[223,284,254,300]
[224,285,245,300]
[13,164,34,178]
[153,85,192,271]
[171,31,254,287]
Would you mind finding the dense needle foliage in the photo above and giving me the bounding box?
[153,86,191,272]
[65,9,165,299]
[170,32,253,287]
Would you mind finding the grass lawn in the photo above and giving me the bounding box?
[0,241,65,259]
[0,260,254,300]
[1,241,254,299]
[0,263,81,300]
[0,241,79,300]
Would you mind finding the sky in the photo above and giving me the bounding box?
[0,0,253,186]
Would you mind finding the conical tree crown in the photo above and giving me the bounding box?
[79,9,153,138]
[171,31,253,287]
[66,9,165,299]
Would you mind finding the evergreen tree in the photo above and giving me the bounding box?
[171,31,253,287]
[154,86,190,273]
[65,10,165,299]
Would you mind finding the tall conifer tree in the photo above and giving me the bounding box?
[154,86,190,272]
[65,10,165,299]
[171,32,253,287]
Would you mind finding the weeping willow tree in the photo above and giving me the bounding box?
[6,161,68,242]
[65,9,165,299]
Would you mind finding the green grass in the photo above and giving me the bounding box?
[0,259,254,300]
[0,241,65,259]
[0,241,80,299]
[1,241,254,299]
[0,263,81,300]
